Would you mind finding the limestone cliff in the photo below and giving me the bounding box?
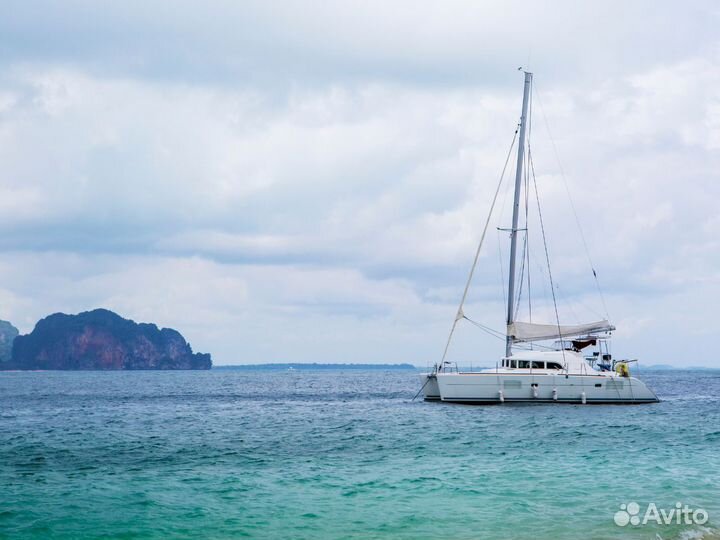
[8,309,211,370]
[0,320,19,364]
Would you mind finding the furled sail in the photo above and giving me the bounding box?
[507,320,615,342]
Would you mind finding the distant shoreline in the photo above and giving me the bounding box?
[213,363,417,371]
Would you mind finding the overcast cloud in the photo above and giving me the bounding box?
[1,1,718,366]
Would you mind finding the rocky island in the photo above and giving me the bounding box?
[1,309,211,370]
[0,320,19,363]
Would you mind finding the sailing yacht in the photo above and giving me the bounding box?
[421,72,658,404]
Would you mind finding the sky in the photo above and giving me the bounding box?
[0,1,718,366]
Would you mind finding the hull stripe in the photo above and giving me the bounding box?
[440,397,658,404]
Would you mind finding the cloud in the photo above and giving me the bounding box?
[0,2,719,365]
[3,1,717,88]
[0,251,445,363]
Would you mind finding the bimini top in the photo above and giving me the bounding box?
[507,320,615,342]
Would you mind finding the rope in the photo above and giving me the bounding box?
[524,140,532,327]
[497,231,507,308]
[513,230,528,321]
[515,341,555,351]
[463,315,558,351]
[516,89,533,340]
[528,145,566,366]
[556,283,580,324]
[534,82,610,320]
[438,128,518,365]
[462,316,506,341]
[412,374,434,401]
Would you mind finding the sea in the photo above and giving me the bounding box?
[1,368,718,540]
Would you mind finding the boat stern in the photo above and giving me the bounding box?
[628,376,660,403]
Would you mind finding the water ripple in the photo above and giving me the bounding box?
[0,369,718,539]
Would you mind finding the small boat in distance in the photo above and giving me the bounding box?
[421,72,658,404]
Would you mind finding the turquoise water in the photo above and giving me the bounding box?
[1,369,719,539]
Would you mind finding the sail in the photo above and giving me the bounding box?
[508,320,615,342]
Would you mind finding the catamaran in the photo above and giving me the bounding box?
[420,72,658,404]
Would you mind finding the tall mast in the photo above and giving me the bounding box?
[505,71,532,357]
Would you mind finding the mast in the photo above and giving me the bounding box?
[505,71,532,357]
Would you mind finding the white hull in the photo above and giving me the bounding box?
[416,74,662,407]
[419,373,441,401]
[434,371,658,404]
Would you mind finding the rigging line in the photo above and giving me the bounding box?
[411,375,433,401]
[526,213,532,325]
[496,133,517,309]
[513,230,528,321]
[514,119,533,322]
[524,88,534,334]
[462,316,506,341]
[533,82,610,320]
[526,89,532,155]
[555,283,580,324]
[570,290,605,320]
[528,144,566,365]
[528,247,552,315]
[513,340,556,352]
[525,89,534,324]
[523,152,533,329]
[496,128,518,226]
[497,231,507,308]
[439,128,519,365]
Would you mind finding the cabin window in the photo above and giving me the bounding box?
[503,380,522,388]
[531,361,544,369]
[546,362,563,370]
[594,383,602,388]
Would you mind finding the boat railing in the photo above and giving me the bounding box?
[439,361,459,373]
